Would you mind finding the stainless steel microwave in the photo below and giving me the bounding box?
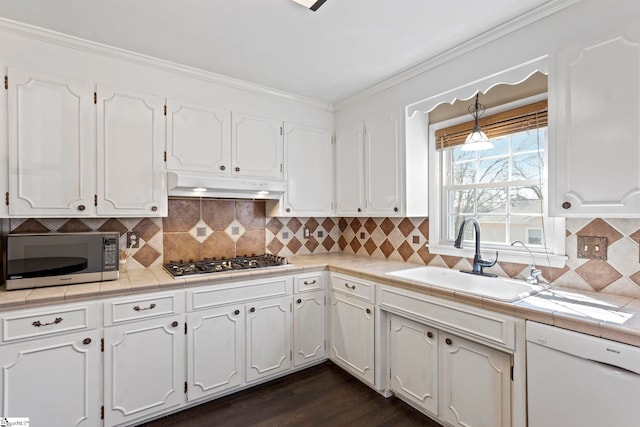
[5,232,120,290]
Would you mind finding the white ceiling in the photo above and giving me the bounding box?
[0,0,552,104]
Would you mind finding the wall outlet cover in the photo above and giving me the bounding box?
[126,231,140,249]
[577,236,607,260]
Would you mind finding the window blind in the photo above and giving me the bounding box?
[434,99,547,150]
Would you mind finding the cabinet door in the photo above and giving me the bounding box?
[187,306,244,401]
[104,315,185,426]
[282,123,333,216]
[439,333,511,427]
[292,290,326,367]
[0,331,101,427]
[335,122,365,215]
[365,117,401,215]
[549,27,640,216]
[245,296,291,383]
[7,67,95,216]
[232,112,283,179]
[166,100,231,175]
[329,292,374,384]
[96,85,166,217]
[389,315,438,416]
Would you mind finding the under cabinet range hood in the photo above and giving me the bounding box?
[167,172,286,200]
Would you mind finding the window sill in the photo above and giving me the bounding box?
[427,244,567,269]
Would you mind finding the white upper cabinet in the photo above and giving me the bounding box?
[232,112,283,179]
[365,116,401,215]
[96,85,167,217]
[335,121,365,215]
[5,68,167,217]
[166,100,231,175]
[274,122,333,217]
[7,67,95,216]
[549,23,640,217]
[335,117,402,216]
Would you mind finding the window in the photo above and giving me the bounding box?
[428,94,566,267]
[442,126,546,248]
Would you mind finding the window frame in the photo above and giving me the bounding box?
[427,93,567,268]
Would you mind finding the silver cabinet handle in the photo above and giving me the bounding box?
[133,303,156,312]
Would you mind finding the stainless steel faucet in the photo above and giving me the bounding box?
[454,217,498,277]
[510,240,545,285]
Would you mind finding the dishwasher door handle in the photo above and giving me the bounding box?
[590,359,640,376]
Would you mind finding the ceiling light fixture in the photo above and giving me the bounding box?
[291,0,327,11]
[462,93,493,151]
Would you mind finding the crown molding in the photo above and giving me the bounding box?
[334,0,580,111]
[0,17,334,112]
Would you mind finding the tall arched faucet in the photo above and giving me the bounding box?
[454,217,498,277]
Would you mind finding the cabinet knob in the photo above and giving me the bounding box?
[286,208,291,213]
[393,207,398,212]
[77,204,86,211]
[427,332,433,339]
[357,208,362,213]
[151,206,158,212]
[297,298,302,304]
[445,338,452,346]
[234,309,240,315]
[235,167,240,172]
[250,307,255,313]
[83,338,92,345]
[171,321,179,327]
[220,165,226,171]
[366,308,371,314]
[562,201,571,209]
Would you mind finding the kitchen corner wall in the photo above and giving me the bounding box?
[7,200,640,298]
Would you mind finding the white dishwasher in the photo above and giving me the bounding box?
[527,321,640,427]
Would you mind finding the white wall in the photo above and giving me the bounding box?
[334,0,640,131]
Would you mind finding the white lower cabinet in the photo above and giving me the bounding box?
[388,314,512,427]
[245,296,292,383]
[439,332,511,427]
[0,330,101,427]
[389,315,438,416]
[0,302,100,427]
[293,290,326,367]
[186,305,244,401]
[186,277,299,402]
[103,314,185,426]
[329,291,375,385]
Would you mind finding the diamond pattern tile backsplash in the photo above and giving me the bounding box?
[7,200,640,298]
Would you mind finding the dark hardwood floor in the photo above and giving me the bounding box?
[139,361,443,427]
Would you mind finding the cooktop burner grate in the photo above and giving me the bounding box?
[163,254,289,277]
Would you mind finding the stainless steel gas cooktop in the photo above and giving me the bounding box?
[163,254,289,277]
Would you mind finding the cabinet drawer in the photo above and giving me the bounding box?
[2,303,97,344]
[294,272,325,293]
[104,291,184,326]
[330,273,375,303]
[188,277,292,311]
[379,286,515,350]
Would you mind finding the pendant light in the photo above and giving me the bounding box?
[462,93,493,151]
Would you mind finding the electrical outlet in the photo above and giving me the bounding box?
[303,227,310,239]
[126,231,140,249]
[577,236,607,260]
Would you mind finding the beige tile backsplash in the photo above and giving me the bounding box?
[7,199,640,298]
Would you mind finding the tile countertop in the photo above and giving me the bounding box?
[1,252,640,347]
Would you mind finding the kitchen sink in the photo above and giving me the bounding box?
[385,266,545,302]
